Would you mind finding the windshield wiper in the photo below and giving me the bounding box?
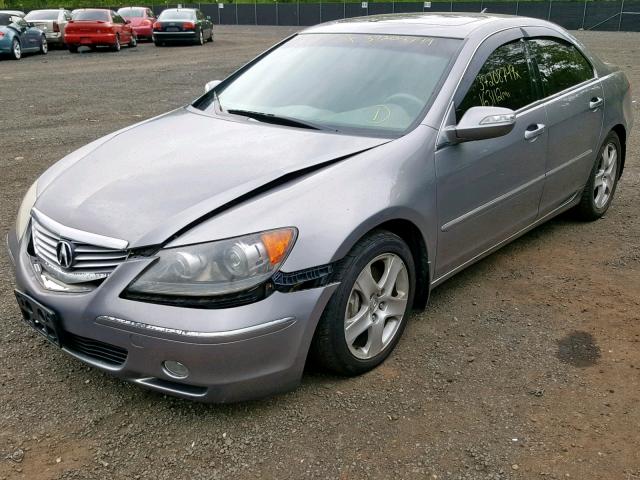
[226,109,336,132]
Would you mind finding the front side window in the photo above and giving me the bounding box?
[195,33,462,136]
[457,39,536,121]
[527,37,594,97]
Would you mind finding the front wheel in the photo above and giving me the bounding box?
[309,231,416,376]
[40,36,48,54]
[10,39,21,60]
[573,131,622,221]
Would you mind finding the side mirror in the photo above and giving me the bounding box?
[126,19,132,24]
[444,106,516,144]
[204,80,221,93]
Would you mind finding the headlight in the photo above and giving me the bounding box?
[16,181,38,240]
[126,227,297,298]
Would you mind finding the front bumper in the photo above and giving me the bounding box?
[7,229,336,403]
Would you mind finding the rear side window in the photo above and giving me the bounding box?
[527,38,594,97]
[457,39,536,121]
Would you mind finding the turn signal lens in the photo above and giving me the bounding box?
[261,229,295,265]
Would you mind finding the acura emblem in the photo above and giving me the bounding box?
[56,240,75,269]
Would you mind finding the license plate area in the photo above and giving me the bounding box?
[166,27,179,32]
[14,291,62,347]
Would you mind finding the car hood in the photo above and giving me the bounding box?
[35,108,389,248]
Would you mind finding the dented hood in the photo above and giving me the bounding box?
[35,108,388,247]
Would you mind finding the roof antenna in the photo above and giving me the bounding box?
[481,7,487,13]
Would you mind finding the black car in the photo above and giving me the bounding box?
[152,8,212,46]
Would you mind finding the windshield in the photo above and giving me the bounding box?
[72,10,110,21]
[118,7,144,17]
[195,33,460,136]
[158,10,195,20]
[25,10,58,20]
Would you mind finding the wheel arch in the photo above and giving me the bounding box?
[333,214,431,311]
[610,124,626,177]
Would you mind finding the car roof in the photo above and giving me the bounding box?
[304,12,562,39]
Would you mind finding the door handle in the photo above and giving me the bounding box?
[589,97,604,110]
[524,123,545,141]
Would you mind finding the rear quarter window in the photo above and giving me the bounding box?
[527,37,594,97]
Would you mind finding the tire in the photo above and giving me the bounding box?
[129,34,137,48]
[40,36,48,54]
[10,39,21,60]
[154,40,163,47]
[68,45,78,53]
[111,35,121,52]
[196,29,204,46]
[207,29,213,42]
[573,131,622,221]
[309,230,416,376]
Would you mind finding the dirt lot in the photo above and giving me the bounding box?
[0,26,639,480]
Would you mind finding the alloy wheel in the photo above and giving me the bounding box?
[41,37,48,54]
[344,253,409,360]
[594,142,617,209]
[13,40,21,59]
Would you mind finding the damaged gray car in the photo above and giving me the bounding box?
[8,13,633,402]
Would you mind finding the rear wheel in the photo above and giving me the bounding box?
[68,44,78,53]
[10,39,21,60]
[129,34,137,48]
[154,39,163,47]
[309,231,416,376]
[111,35,121,52]
[40,36,48,54]
[195,29,204,46]
[573,131,621,221]
[207,29,213,42]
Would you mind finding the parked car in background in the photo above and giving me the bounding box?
[0,12,47,60]
[64,9,137,53]
[25,9,72,48]
[152,8,212,46]
[117,7,155,41]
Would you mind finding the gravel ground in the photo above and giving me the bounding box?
[0,27,639,480]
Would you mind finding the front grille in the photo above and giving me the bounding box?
[32,219,128,275]
[64,332,128,367]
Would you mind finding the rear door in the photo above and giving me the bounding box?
[524,30,604,214]
[434,30,547,280]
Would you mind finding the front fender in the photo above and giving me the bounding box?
[167,125,438,275]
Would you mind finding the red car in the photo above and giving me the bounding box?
[64,9,137,52]
[117,7,156,41]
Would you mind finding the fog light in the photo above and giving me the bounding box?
[162,360,189,379]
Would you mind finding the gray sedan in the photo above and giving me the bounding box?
[24,9,72,47]
[8,13,633,403]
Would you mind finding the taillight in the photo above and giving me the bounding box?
[52,21,59,32]
[183,21,195,30]
[153,21,161,30]
[0,32,4,38]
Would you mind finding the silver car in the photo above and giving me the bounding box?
[24,9,71,47]
[8,13,633,403]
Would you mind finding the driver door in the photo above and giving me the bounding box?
[433,30,547,280]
